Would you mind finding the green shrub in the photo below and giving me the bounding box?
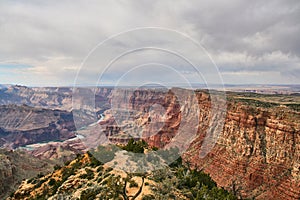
[48,178,56,186]
[64,160,71,166]
[122,139,145,153]
[142,194,155,200]
[54,164,61,170]
[105,167,113,173]
[286,103,300,112]
[129,180,138,188]
[97,166,104,172]
[51,180,63,195]
[87,151,102,167]
[79,168,94,180]
[27,178,35,184]
[80,188,99,200]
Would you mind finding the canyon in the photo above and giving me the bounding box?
[0,85,299,199]
[0,104,76,149]
[97,88,300,199]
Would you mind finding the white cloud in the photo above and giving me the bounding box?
[0,0,299,85]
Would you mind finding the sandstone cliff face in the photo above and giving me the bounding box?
[107,88,205,156]
[109,88,299,199]
[0,85,112,112]
[183,97,300,200]
[0,85,73,110]
[0,104,76,148]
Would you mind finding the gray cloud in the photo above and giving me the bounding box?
[0,0,299,85]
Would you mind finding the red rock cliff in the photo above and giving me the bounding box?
[95,88,300,199]
[182,94,300,200]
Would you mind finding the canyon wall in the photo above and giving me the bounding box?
[182,94,300,200]
[107,88,299,199]
[0,85,112,111]
[0,104,76,148]
[1,85,299,199]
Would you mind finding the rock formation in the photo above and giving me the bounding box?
[0,149,53,199]
[0,104,76,148]
[182,93,300,200]
[100,88,300,199]
[0,85,299,199]
[0,85,112,111]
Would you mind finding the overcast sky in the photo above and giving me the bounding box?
[0,0,299,86]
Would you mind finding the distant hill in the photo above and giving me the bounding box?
[0,84,10,89]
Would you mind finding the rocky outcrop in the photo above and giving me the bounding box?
[0,104,76,148]
[27,139,86,163]
[9,145,236,200]
[108,88,182,146]
[0,149,53,199]
[183,97,300,200]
